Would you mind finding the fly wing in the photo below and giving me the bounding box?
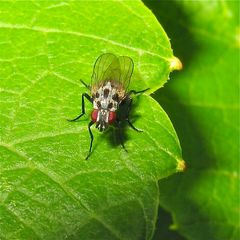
[118,56,134,90]
[91,53,118,88]
[91,53,134,94]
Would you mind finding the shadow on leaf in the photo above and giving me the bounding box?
[97,94,143,150]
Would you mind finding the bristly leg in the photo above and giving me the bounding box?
[80,79,91,90]
[124,88,149,132]
[125,98,142,132]
[67,93,92,122]
[127,87,150,97]
[86,120,95,160]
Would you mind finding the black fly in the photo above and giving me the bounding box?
[68,53,149,159]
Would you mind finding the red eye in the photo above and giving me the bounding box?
[91,109,98,122]
[108,111,116,124]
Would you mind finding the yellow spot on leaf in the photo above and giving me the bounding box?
[177,159,186,172]
[170,56,183,71]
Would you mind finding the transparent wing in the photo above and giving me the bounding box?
[91,53,118,87]
[118,56,134,89]
[91,53,134,91]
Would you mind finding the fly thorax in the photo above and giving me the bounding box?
[92,81,120,131]
[93,81,119,111]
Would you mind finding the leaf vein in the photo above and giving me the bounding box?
[0,22,172,62]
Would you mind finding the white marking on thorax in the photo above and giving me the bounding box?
[93,81,118,111]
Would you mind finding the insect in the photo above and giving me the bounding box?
[68,53,149,159]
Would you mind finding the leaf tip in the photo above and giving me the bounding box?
[176,159,186,172]
[169,56,182,71]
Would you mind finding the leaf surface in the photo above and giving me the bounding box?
[0,1,182,239]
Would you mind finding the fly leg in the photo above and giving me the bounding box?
[80,79,91,90]
[126,98,142,132]
[124,88,149,131]
[127,88,150,96]
[85,120,95,160]
[67,93,92,122]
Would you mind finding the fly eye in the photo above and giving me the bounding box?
[108,111,116,124]
[91,109,98,122]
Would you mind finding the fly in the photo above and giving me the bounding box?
[68,53,149,159]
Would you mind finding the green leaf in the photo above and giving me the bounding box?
[144,0,239,239]
[0,1,182,239]
[153,207,186,240]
